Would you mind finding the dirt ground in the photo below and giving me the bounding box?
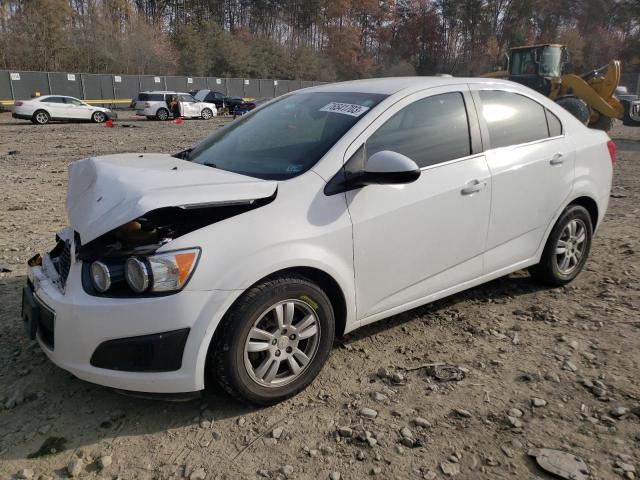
[0,111,638,480]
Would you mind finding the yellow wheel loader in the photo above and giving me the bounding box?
[485,44,624,131]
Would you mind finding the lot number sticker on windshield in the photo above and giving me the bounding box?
[320,102,370,117]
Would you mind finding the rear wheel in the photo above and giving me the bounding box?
[32,110,50,125]
[92,111,107,123]
[556,97,590,125]
[156,108,169,121]
[529,205,593,286]
[590,114,613,131]
[210,275,335,405]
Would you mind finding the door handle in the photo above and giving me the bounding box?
[460,179,486,196]
[549,153,564,165]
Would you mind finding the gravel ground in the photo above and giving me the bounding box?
[0,112,639,480]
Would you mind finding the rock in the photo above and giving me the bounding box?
[360,407,378,419]
[400,427,413,439]
[611,406,629,418]
[616,460,636,473]
[507,416,523,428]
[237,417,246,427]
[189,467,207,480]
[280,465,294,476]
[257,470,270,478]
[423,470,437,480]
[370,466,382,475]
[5,385,25,409]
[545,372,561,383]
[98,455,112,469]
[412,417,431,428]
[440,461,460,476]
[501,445,514,458]
[271,426,284,439]
[563,361,578,372]
[190,467,206,480]
[356,450,366,461]
[16,469,34,479]
[337,426,353,437]
[377,367,390,378]
[67,457,83,477]
[528,448,589,480]
[390,372,404,384]
[370,392,387,402]
[454,408,472,418]
[400,437,414,447]
[531,398,547,407]
[329,472,341,480]
[508,408,523,418]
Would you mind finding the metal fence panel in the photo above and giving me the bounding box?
[191,77,208,91]
[259,79,275,98]
[227,78,244,97]
[274,79,289,97]
[113,75,139,100]
[82,74,114,101]
[301,80,314,90]
[0,71,12,101]
[139,75,165,91]
[287,80,302,92]
[312,81,326,87]
[49,72,83,98]
[165,76,187,92]
[206,77,227,94]
[243,78,260,98]
[10,71,50,99]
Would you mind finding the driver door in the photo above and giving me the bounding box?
[64,97,90,119]
[346,86,491,321]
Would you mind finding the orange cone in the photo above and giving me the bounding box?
[174,117,183,125]
[105,119,114,128]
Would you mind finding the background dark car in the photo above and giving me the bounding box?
[190,89,258,114]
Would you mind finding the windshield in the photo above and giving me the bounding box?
[539,47,562,77]
[188,92,387,180]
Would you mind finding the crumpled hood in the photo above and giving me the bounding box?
[66,153,277,244]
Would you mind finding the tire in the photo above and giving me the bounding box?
[32,110,50,125]
[201,108,213,120]
[92,111,107,123]
[529,205,593,286]
[590,114,613,131]
[210,275,335,405]
[156,108,169,121]
[556,97,590,125]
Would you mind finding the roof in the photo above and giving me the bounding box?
[304,76,518,96]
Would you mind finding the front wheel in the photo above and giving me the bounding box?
[529,205,593,286]
[92,111,107,123]
[556,97,590,125]
[201,108,213,120]
[590,114,613,131]
[210,275,335,405]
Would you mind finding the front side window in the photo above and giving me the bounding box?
[64,98,83,106]
[366,92,471,168]
[479,90,549,148]
[180,94,196,103]
[189,92,387,180]
[511,50,537,75]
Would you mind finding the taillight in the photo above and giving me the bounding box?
[14,101,23,106]
[607,140,616,166]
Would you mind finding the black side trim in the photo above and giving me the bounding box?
[90,328,190,372]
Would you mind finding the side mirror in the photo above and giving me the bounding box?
[324,149,420,195]
[363,150,421,184]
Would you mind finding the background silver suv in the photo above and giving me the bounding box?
[134,91,217,120]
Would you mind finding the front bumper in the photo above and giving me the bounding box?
[24,254,232,392]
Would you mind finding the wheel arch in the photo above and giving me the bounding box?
[568,195,599,230]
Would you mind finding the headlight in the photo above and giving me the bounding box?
[125,257,150,293]
[90,261,111,293]
[125,248,199,293]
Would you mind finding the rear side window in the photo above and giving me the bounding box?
[366,92,471,168]
[139,93,164,101]
[43,97,65,103]
[545,108,563,136]
[479,90,549,148]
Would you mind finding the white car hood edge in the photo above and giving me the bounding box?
[66,153,277,244]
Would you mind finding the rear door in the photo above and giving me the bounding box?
[470,86,575,272]
[347,86,491,320]
[41,96,69,118]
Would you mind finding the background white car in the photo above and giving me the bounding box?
[12,95,116,125]
[134,91,217,120]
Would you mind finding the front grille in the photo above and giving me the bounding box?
[54,240,72,289]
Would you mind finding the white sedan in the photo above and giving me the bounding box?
[23,77,613,405]
[12,95,116,125]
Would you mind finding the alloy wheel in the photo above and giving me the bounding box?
[243,299,320,387]
[555,218,587,275]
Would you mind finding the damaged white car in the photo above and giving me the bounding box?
[23,77,613,404]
